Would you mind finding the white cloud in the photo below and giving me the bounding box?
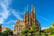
[0,18,4,24]
[4,20,16,24]
[0,0,12,24]
[38,15,48,21]
[41,27,49,30]
[12,10,23,20]
[38,15,51,23]
[0,0,23,25]
[1,3,9,19]
[0,0,24,30]
[0,0,12,7]
[11,25,15,27]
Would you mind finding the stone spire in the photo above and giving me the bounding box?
[29,12,31,30]
[26,5,29,30]
[24,7,26,17]
[34,7,36,25]
[27,5,29,16]
[34,7,35,17]
[24,7,26,30]
[31,5,33,15]
[31,5,34,26]
[31,5,33,12]
[34,7,35,14]
[27,5,28,12]
[29,12,31,24]
[25,7,26,13]
[24,7,26,22]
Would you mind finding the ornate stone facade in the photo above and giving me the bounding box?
[24,5,41,30]
[14,5,41,35]
[14,21,24,35]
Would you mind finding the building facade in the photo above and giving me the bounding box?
[14,5,41,35]
[0,24,2,34]
[0,24,10,34]
[14,21,24,35]
[2,27,10,32]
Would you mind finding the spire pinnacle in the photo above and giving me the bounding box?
[31,5,33,11]
[34,7,35,13]
[29,12,30,15]
[27,5,28,11]
[25,7,26,13]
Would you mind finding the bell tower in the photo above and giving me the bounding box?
[24,7,26,30]
[31,5,34,26]
[26,5,29,30]
[34,7,36,25]
[29,12,31,29]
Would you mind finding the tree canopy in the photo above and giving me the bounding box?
[52,22,54,27]
[1,30,13,36]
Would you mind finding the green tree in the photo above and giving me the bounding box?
[28,30,34,33]
[51,34,54,36]
[21,30,29,36]
[32,25,39,36]
[49,27,53,34]
[28,30,34,36]
[2,30,13,36]
[44,29,49,33]
[32,25,39,32]
[21,30,29,34]
[52,22,54,27]
[41,33,46,36]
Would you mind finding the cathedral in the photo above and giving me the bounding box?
[13,5,41,35]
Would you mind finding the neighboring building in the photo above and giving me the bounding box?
[14,5,41,35]
[2,27,10,32]
[0,24,10,33]
[0,24,2,34]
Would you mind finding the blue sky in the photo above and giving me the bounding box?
[0,0,54,30]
